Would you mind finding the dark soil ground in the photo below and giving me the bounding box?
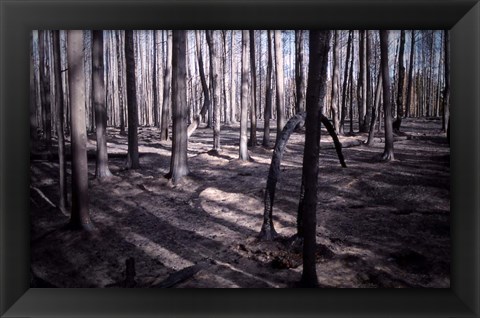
[30,117,450,288]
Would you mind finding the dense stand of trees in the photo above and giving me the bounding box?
[30,29,449,286]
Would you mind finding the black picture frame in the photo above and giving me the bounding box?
[1,0,479,317]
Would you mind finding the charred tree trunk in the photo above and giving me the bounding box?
[349,32,355,134]
[53,31,68,214]
[187,31,211,138]
[405,30,415,118]
[380,30,394,161]
[274,30,286,138]
[330,30,340,132]
[116,31,126,135]
[39,31,52,152]
[166,30,189,184]
[67,30,94,231]
[125,30,140,169]
[300,30,331,288]
[295,30,306,114]
[366,73,382,146]
[249,30,258,147]
[263,30,274,148]
[161,31,172,141]
[239,31,250,161]
[442,30,450,133]
[340,30,352,135]
[92,31,113,179]
[230,31,238,123]
[206,31,222,152]
[30,33,38,144]
[393,30,405,133]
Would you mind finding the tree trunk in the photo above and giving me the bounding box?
[393,30,405,132]
[249,30,258,146]
[230,30,237,123]
[116,31,126,135]
[125,30,140,169]
[187,31,211,137]
[30,32,38,143]
[380,30,394,161]
[153,31,159,127]
[340,30,352,135]
[161,30,172,141]
[295,30,306,114]
[349,31,355,134]
[166,30,189,184]
[53,31,68,214]
[39,30,52,152]
[274,30,285,138]
[239,30,250,161]
[330,30,340,132]
[358,30,366,132]
[206,31,222,152]
[92,30,113,179]
[263,30,274,148]
[442,30,450,133]
[405,30,415,118]
[67,30,94,231]
[366,72,382,146]
[300,30,331,288]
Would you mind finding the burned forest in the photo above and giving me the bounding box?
[30,30,450,288]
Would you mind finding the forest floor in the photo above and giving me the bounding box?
[30,117,450,288]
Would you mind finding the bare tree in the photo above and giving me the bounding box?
[393,30,405,133]
[380,30,394,161]
[92,30,113,179]
[125,30,140,169]
[166,30,189,184]
[442,30,450,134]
[339,30,352,135]
[67,30,94,230]
[239,30,250,161]
[300,30,331,287]
[263,30,274,148]
[160,30,172,141]
[405,30,415,118]
[274,30,285,138]
[249,30,258,146]
[330,30,340,131]
[294,30,306,114]
[38,31,52,152]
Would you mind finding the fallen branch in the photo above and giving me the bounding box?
[30,186,56,208]
[150,260,210,288]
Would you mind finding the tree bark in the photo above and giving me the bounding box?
[92,30,113,180]
[405,30,415,118]
[230,31,237,123]
[263,30,274,148]
[340,30,352,135]
[125,30,140,169]
[442,30,450,133]
[161,30,172,141]
[300,30,331,288]
[53,31,68,214]
[366,72,382,146]
[38,30,52,152]
[67,30,94,231]
[330,30,340,132]
[116,31,126,135]
[239,30,250,161]
[206,31,222,152]
[380,30,394,161]
[274,30,286,138]
[166,30,190,184]
[249,30,258,146]
[393,30,406,132]
[295,30,306,114]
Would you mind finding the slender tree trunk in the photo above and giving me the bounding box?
[295,30,306,114]
[364,31,372,132]
[249,30,258,146]
[161,31,172,141]
[67,30,94,231]
[230,31,237,123]
[39,31,52,152]
[153,31,160,127]
[274,30,285,138]
[393,30,405,132]
[187,31,211,137]
[239,30,250,161]
[206,30,222,152]
[125,30,140,169]
[340,30,352,135]
[166,30,189,184]
[442,30,450,134]
[380,30,394,161]
[30,33,38,144]
[53,31,68,214]
[116,31,126,135]
[349,31,355,134]
[300,30,331,288]
[263,30,274,148]
[366,72,382,146]
[92,31,113,179]
[330,30,340,132]
[405,30,415,118]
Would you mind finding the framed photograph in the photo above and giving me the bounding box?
[1,0,479,317]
